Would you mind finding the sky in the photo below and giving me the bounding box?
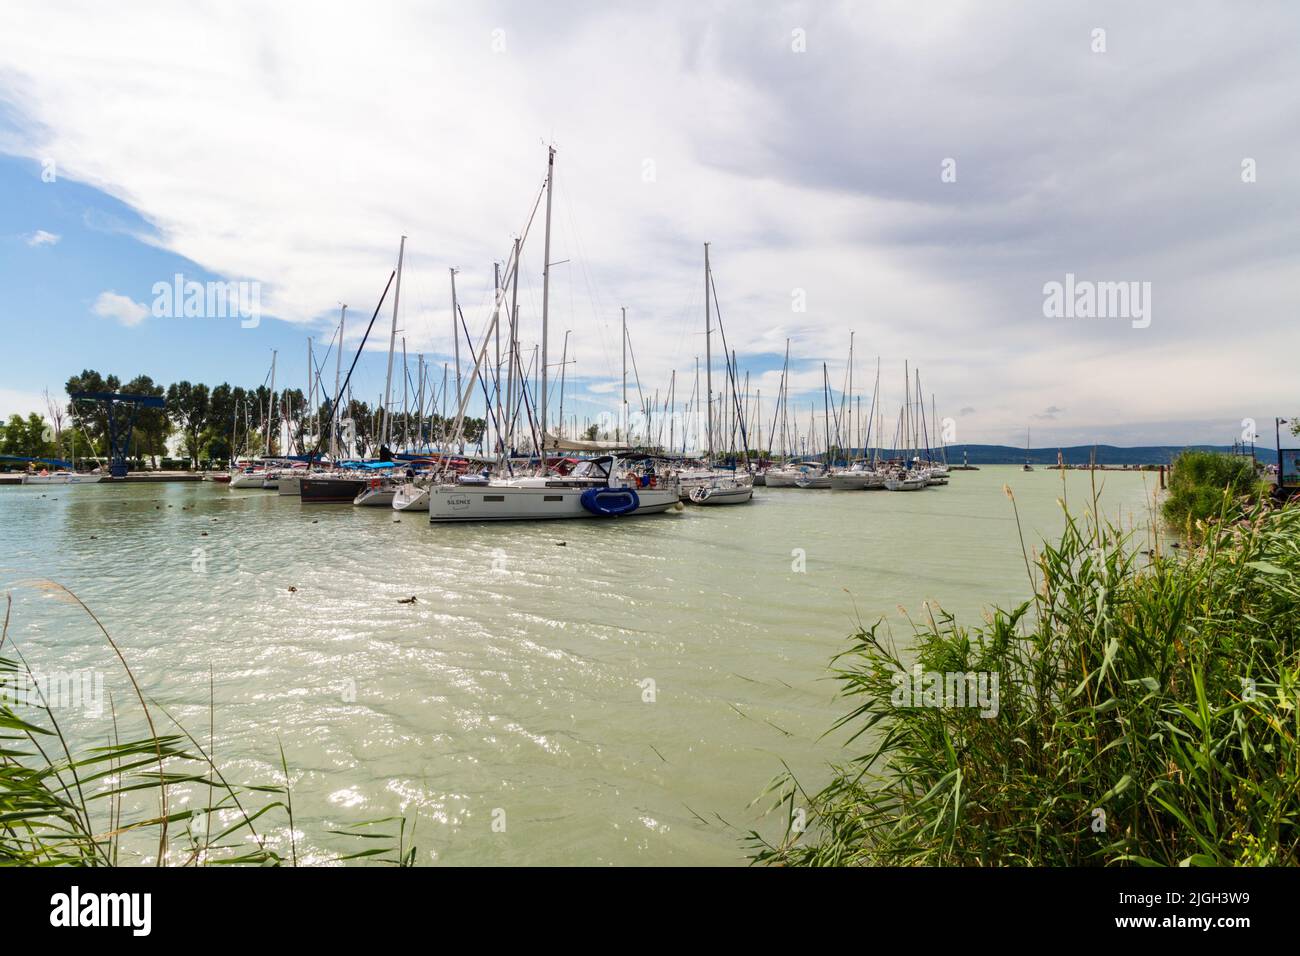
[0,0,1296,450]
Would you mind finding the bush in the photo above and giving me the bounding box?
[1162,449,1265,532]
[750,493,1300,867]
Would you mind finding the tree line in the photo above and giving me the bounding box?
[0,369,485,468]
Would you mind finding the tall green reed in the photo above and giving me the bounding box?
[751,484,1299,866]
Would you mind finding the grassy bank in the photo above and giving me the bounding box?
[751,487,1299,866]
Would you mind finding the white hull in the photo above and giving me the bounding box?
[428,481,680,522]
[354,485,396,507]
[885,476,928,491]
[22,473,101,485]
[827,473,875,490]
[278,475,302,496]
[763,471,801,488]
[230,472,268,488]
[261,477,280,489]
[795,476,833,489]
[688,484,753,505]
[392,483,430,512]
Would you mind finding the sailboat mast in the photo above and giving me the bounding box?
[266,349,276,458]
[558,329,570,441]
[704,242,713,461]
[381,236,406,450]
[449,266,462,454]
[539,145,556,458]
[626,304,631,442]
[332,305,346,461]
[306,337,313,455]
[493,260,501,453]
[401,337,409,451]
[505,237,521,457]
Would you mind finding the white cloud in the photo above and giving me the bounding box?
[0,1,1294,444]
[25,229,60,246]
[91,290,148,327]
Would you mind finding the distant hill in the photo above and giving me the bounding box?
[939,444,1273,466]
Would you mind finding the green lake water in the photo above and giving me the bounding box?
[0,465,1159,864]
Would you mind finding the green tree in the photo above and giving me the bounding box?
[64,370,121,456]
[165,381,211,466]
[0,413,53,458]
[121,375,169,467]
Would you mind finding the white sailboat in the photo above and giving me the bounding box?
[21,471,101,485]
[428,455,681,521]
[828,459,885,490]
[686,472,753,505]
[427,147,683,524]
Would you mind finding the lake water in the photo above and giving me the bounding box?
[0,466,1158,865]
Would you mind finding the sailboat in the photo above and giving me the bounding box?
[1023,427,1034,471]
[427,147,681,522]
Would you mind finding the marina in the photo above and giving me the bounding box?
[2,1,1296,922]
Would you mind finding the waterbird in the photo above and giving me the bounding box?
[398,596,417,604]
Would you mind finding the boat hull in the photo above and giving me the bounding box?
[763,472,800,488]
[885,477,927,491]
[300,477,366,503]
[392,483,430,512]
[353,484,396,507]
[230,472,268,488]
[688,485,753,505]
[277,475,302,496]
[22,473,101,485]
[428,482,680,522]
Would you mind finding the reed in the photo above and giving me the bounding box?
[750,489,1300,866]
[0,583,416,867]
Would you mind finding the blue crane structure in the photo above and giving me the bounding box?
[70,392,166,478]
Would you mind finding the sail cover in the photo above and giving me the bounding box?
[542,432,631,452]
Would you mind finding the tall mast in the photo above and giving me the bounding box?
[704,242,713,460]
[332,304,346,461]
[539,145,556,459]
[417,354,425,453]
[505,238,521,456]
[449,266,462,453]
[306,336,313,454]
[694,356,701,454]
[493,260,501,453]
[401,337,409,451]
[621,306,628,442]
[669,369,676,451]
[559,329,570,441]
[382,235,406,449]
[266,349,276,457]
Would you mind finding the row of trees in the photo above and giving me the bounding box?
[1,370,485,468]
